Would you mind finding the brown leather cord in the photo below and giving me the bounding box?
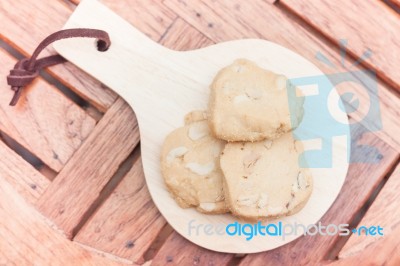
[7,28,111,106]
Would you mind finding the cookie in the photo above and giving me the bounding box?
[208,59,304,142]
[220,133,313,220]
[161,111,229,214]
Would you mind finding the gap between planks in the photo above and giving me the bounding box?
[0,137,50,206]
[35,97,140,239]
[0,39,104,122]
[278,0,400,95]
[1,1,184,264]
[325,156,400,260]
[0,174,124,266]
[338,162,400,258]
[3,0,400,262]
[161,0,400,181]
[0,39,101,178]
[383,0,400,14]
[70,145,142,238]
[165,0,400,153]
[328,162,400,265]
[73,150,167,264]
[0,130,57,181]
[0,46,97,172]
[0,0,119,110]
[67,1,400,264]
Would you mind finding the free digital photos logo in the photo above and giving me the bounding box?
[188,219,384,241]
[287,39,382,168]
[186,41,384,241]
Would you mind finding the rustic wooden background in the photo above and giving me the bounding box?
[0,0,399,265]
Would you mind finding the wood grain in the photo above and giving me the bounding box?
[0,0,179,111]
[1,0,399,263]
[164,0,400,153]
[338,163,400,259]
[74,155,167,264]
[151,232,234,266]
[160,18,213,50]
[0,48,96,172]
[0,139,49,205]
[72,17,214,264]
[36,98,139,238]
[55,0,350,253]
[280,0,400,91]
[388,0,400,9]
[70,0,177,42]
[329,225,400,265]
[144,18,229,263]
[0,176,125,266]
[240,125,399,265]
[0,0,118,111]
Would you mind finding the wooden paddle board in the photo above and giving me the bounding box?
[53,0,349,253]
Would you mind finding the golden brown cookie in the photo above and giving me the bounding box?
[208,59,304,142]
[220,133,313,220]
[161,111,228,214]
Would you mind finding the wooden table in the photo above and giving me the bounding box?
[0,0,399,265]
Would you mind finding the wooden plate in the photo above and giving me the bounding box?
[54,0,349,253]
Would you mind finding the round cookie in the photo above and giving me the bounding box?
[161,111,229,214]
[208,59,304,142]
[220,133,313,221]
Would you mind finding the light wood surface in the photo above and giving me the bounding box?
[159,18,213,50]
[54,0,349,253]
[0,0,399,264]
[71,0,178,42]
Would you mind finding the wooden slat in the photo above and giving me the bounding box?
[74,155,166,264]
[1,1,398,264]
[159,18,213,50]
[74,18,213,264]
[280,0,400,91]
[0,176,125,266]
[70,0,177,42]
[0,139,49,205]
[140,17,233,264]
[36,98,139,238]
[329,226,400,265]
[239,125,399,265]
[388,0,400,9]
[338,163,400,259]
[164,0,400,154]
[152,232,233,266]
[0,0,177,111]
[0,48,96,172]
[0,0,118,111]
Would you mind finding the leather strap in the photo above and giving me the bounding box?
[7,28,111,106]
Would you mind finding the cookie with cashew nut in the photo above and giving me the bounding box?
[161,111,229,214]
[208,59,304,142]
[220,133,313,220]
